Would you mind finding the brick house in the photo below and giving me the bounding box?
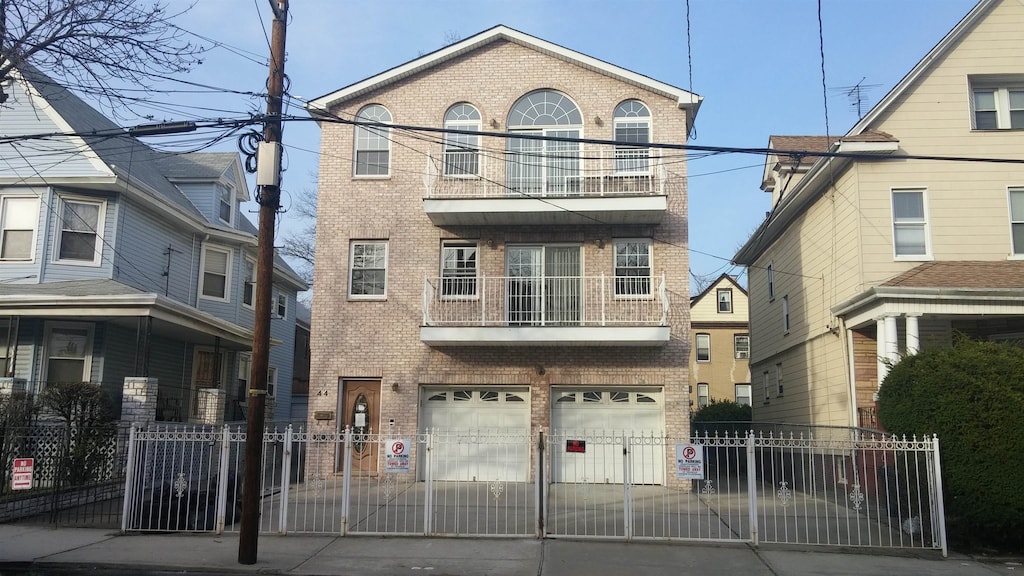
[305,26,700,484]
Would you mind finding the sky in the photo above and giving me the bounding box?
[133,0,980,294]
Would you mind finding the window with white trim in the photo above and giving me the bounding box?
[776,362,784,396]
[763,371,771,402]
[697,383,709,409]
[767,263,775,301]
[971,79,1024,130]
[696,333,710,362]
[267,366,277,398]
[441,241,477,297]
[734,334,750,359]
[443,103,480,177]
[56,198,103,264]
[717,288,733,313]
[0,320,9,376]
[735,384,752,406]
[613,100,650,173]
[43,322,93,389]
[892,189,930,258]
[349,241,388,298]
[275,291,288,319]
[200,245,231,300]
[1010,187,1024,256]
[354,104,392,176]
[0,196,38,261]
[782,295,790,334]
[242,257,255,308]
[613,239,652,296]
[217,184,234,225]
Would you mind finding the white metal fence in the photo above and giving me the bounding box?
[121,426,946,554]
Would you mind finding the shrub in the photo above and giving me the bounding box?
[692,399,752,438]
[878,338,1024,552]
[38,382,117,485]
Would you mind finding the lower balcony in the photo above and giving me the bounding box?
[421,274,670,346]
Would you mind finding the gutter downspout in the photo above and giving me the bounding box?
[842,317,858,428]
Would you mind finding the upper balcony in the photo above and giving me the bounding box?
[422,147,670,226]
[420,273,670,346]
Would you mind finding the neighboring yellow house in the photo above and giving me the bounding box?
[688,274,750,410]
[733,0,1024,428]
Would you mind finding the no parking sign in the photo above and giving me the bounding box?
[675,444,705,480]
[385,439,411,473]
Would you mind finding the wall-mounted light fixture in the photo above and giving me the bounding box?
[486,238,496,248]
[593,116,603,126]
[594,238,605,249]
[391,382,400,392]
[490,119,499,128]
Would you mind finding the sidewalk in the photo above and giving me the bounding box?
[0,524,1012,576]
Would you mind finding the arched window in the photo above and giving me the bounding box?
[613,100,651,173]
[506,90,582,196]
[443,103,481,176]
[354,104,392,176]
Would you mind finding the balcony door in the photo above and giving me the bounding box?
[506,245,581,326]
[506,90,583,197]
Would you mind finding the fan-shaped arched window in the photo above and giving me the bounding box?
[506,90,582,196]
[443,103,481,176]
[613,100,651,173]
[354,104,392,176]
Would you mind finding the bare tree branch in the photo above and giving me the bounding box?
[280,175,317,286]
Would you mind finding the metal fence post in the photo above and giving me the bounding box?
[423,431,434,536]
[215,425,230,535]
[747,431,758,546]
[536,430,545,538]
[931,435,947,557]
[622,433,632,540]
[279,424,293,534]
[120,424,139,532]
[341,426,353,536]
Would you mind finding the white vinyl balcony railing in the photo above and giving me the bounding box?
[422,274,668,327]
[424,148,668,199]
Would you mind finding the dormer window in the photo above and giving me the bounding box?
[217,185,234,225]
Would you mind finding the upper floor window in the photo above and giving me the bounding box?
[613,100,651,173]
[971,78,1024,130]
[506,90,582,196]
[776,362,784,396]
[443,104,481,177]
[767,263,775,301]
[613,239,652,296]
[735,384,752,406]
[695,333,711,362]
[217,185,234,225]
[350,240,388,299]
[1,196,38,261]
[734,334,750,359]
[717,288,733,313]
[782,295,790,334]
[892,188,930,258]
[1010,187,1024,257]
[275,291,288,319]
[56,197,103,265]
[441,240,477,297]
[200,244,231,301]
[242,257,256,308]
[267,366,277,398]
[354,104,392,177]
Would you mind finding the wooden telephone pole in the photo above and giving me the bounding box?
[239,0,288,565]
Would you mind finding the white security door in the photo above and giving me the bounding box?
[551,388,664,485]
[419,387,530,481]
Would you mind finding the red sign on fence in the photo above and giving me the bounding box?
[11,458,33,490]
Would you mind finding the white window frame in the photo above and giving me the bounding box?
[443,103,481,178]
[776,362,784,396]
[354,104,392,177]
[0,195,39,262]
[199,244,232,302]
[782,295,790,334]
[763,371,771,402]
[1009,187,1024,258]
[217,184,234,226]
[717,288,733,313]
[696,383,709,409]
[242,256,256,308]
[613,239,653,298]
[695,333,711,362]
[735,384,752,406]
[274,291,288,319]
[767,262,775,301]
[891,188,931,260]
[613,100,651,175]
[41,321,94,390]
[54,196,105,266]
[734,334,750,359]
[970,78,1024,130]
[440,240,478,299]
[267,366,277,399]
[349,240,388,300]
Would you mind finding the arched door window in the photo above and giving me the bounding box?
[443,103,481,176]
[506,90,582,196]
[613,100,651,173]
[354,104,392,176]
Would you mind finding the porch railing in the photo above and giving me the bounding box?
[422,273,668,327]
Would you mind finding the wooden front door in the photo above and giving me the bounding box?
[339,380,381,474]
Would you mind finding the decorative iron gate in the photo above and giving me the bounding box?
[121,425,946,555]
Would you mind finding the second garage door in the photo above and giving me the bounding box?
[550,387,665,484]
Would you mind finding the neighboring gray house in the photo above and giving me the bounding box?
[0,66,307,422]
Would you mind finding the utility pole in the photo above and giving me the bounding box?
[239,0,288,565]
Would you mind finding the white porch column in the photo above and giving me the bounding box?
[884,315,899,366]
[875,317,888,392]
[906,314,921,355]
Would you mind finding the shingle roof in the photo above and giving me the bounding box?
[156,152,237,180]
[841,129,897,143]
[769,135,837,165]
[882,261,1024,289]
[0,279,144,297]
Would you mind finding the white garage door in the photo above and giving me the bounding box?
[418,387,531,481]
[551,388,664,485]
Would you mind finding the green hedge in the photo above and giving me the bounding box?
[691,400,752,438]
[878,338,1024,552]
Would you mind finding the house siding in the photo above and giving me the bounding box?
[114,198,198,302]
